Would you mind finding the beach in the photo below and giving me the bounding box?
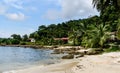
[4,52,120,73]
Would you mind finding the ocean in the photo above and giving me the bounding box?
[0,46,63,73]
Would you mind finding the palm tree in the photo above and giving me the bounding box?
[92,0,109,14]
[118,0,120,7]
[93,0,120,27]
[82,24,110,48]
[92,0,120,12]
[117,19,120,40]
[97,24,110,46]
[69,29,79,46]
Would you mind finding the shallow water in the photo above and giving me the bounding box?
[0,46,63,72]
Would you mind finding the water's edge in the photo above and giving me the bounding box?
[0,45,54,49]
[0,46,64,73]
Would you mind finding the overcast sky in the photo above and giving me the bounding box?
[0,0,99,38]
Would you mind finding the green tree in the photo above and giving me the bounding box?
[23,34,28,42]
[82,24,110,48]
[11,34,22,41]
[11,39,20,45]
[93,0,120,14]
[117,19,120,40]
[38,25,46,31]
[93,0,120,26]
[34,32,39,40]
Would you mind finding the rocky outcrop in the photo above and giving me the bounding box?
[75,54,84,58]
[51,46,104,59]
[62,54,74,59]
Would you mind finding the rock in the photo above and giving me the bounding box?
[74,52,81,55]
[53,49,63,54]
[76,54,84,58]
[51,52,61,54]
[76,65,84,69]
[62,54,74,59]
[86,50,100,55]
[85,48,103,55]
[68,51,76,54]
[95,48,103,52]
[77,49,91,55]
[53,46,58,48]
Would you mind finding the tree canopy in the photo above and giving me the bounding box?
[0,0,120,49]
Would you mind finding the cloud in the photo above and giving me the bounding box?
[44,0,99,20]
[3,0,24,9]
[44,9,61,20]
[0,6,6,15]
[6,12,26,21]
[0,0,28,21]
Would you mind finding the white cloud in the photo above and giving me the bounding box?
[0,0,27,21]
[3,0,37,11]
[44,0,99,20]
[6,12,26,21]
[44,9,61,20]
[0,0,38,21]
[3,0,24,9]
[0,6,6,15]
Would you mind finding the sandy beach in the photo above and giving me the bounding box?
[4,52,120,73]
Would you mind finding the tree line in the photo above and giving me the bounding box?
[0,0,120,49]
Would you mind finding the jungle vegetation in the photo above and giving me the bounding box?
[0,0,120,50]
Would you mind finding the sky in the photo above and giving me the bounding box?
[0,0,99,38]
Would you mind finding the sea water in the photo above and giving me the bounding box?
[0,46,63,73]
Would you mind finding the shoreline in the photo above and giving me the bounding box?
[0,45,83,49]
[3,52,120,73]
[0,46,66,73]
[2,59,67,73]
[0,45,55,49]
[3,59,78,73]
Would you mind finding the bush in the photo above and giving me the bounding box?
[20,42,26,45]
[11,39,20,45]
[105,46,120,52]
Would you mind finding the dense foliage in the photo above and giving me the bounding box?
[0,0,120,49]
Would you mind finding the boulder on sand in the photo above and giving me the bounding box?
[62,54,74,59]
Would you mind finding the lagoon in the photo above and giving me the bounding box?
[0,46,62,72]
